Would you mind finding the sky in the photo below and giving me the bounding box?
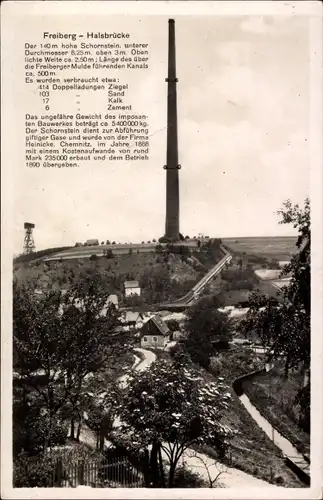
[10,13,310,251]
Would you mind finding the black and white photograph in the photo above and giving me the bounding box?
[1,1,322,497]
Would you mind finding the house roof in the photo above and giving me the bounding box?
[85,239,99,244]
[124,280,140,288]
[122,311,144,323]
[107,294,118,305]
[142,314,170,337]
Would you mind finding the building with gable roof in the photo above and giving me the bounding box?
[140,314,170,349]
[124,280,141,297]
[120,310,145,329]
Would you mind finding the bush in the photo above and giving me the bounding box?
[221,267,259,291]
[172,465,206,487]
[209,356,223,376]
[105,249,114,259]
[166,319,180,332]
[13,395,69,457]
[14,455,56,487]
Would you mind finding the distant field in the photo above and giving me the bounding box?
[223,237,297,261]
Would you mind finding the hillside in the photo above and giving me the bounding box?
[13,240,225,306]
[13,251,201,306]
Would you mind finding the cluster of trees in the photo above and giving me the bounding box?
[13,274,235,487]
[13,274,130,468]
[194,239,223,268]
[140,264,172,304]
[221,264,259,291]
[241,199,310,432]
[183,294,232,369]
[172,200,310,436]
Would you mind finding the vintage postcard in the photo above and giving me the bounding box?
[1,1,322,498]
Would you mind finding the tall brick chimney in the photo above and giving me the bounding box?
[162,19,181,242]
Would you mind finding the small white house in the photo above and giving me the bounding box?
[124,280,141,297]
[140,315,170,349]
[106,294,119,309]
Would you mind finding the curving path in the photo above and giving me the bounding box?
[117,347,156,390]
[236,369,310,480]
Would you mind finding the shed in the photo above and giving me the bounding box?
[85,239,99,246]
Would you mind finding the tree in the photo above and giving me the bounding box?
[13,390,68,457]
[13,274,127,454]
[140,264,172,304]
[184,450,227,487]
[166,319,180,333]
[184,295,232,368]
[106,240,111,245]
[109,358,233,487]
[241,199,310,429]
[105,249,114,259]
[242,199,310,376]
[179,245,190,258]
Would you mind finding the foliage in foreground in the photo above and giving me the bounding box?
[241,198,310,432]
[13,272,129,456]
[108,356,234,487]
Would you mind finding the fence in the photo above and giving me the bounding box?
[26,454,145,488]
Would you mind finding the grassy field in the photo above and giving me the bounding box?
[223,237,297,261]
[243,363,310,457]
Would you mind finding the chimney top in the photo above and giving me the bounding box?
[169,19,175,24]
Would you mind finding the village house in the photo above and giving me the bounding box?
[106,294,119,310]
[124,280,141,297]
[120,311,145,330]
[140,314,170,349]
